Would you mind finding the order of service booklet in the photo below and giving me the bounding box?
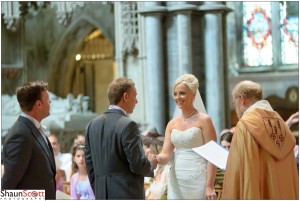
[192,140,229,170]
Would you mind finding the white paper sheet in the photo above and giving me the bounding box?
[192,140,229,170]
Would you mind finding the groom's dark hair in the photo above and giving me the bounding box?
[107,77,135,104]
[16,80,48,112]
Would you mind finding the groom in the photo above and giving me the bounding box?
[85,77,157,199]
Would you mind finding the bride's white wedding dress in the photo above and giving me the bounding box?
[167,127,207,199]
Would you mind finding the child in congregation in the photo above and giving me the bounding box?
[54,157,66,192]
[214,130,233,195]
[70,144,95,199]
[220,131,233,151]
[141,128,172,200]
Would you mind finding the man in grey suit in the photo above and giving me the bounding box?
[1,80,56,200]
[85,77,157,199]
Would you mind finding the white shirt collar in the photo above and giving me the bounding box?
[20,112,41,129]
[108,105,127,115]
[20,112,49,145]
[243,100,274,116]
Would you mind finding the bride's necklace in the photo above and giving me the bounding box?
[183,109,196,121]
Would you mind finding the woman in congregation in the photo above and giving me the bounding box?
[155,73,217,199]
[214,130,234,194]
[220,131,233,151]
[70,144,95,199]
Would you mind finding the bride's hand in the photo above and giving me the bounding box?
[205,186,216,200]
[148,154,158,169]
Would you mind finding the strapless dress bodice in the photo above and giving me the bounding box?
[171,127,205,149]
[168,127,207,199]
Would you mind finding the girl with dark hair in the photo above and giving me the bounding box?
[70,144,95,199]
[220,132,233,150]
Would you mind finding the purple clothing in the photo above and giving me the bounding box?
[57,179,63,192]
[70,172,95,199]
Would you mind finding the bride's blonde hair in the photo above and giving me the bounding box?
[173,74,199,94]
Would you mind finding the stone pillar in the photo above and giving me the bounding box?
[169,2,197,74]
[140,2,167,134]
[114,2,125,76]
[167,2,197,118]
[200,2,232,141]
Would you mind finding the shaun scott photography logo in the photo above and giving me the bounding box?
[0,190,45,200]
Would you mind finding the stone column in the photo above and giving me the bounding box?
[169,2,197,74]
[168,2,197,75]
[140,2,167,134]
[114,2,125,76]
[199,2,232,141]
[167,2,197,118]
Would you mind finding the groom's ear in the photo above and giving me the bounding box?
[123,92,129,102]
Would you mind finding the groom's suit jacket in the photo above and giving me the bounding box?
[1,116,56,200]
[85,109,154,199]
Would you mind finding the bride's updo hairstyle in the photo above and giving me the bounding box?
[173,74,199,94]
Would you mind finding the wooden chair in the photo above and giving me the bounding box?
[215,184,223,200]
[214,168,225,199]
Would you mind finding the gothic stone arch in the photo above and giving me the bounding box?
[48,4,115,97]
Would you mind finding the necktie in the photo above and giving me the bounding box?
[38,127,55,170]
[39,128,54,154]
[38,126,50,147]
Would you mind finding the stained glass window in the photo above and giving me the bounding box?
[243,2,273,67]
[280,2,299,64]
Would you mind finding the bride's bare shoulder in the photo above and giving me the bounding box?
[167,117,181,128]
[197,112,213,124]
[167,118,176,127]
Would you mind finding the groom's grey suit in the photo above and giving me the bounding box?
[85,109,154,199]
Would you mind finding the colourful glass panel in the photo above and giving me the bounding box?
[243,2,273,67]
[280,2,299,64]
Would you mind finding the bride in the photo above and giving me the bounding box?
[155,74,217,199]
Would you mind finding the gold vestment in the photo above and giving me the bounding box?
[223,101,299,199]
